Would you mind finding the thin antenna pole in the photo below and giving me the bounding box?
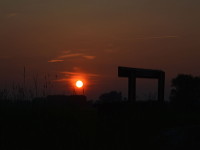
[73,87,76,95]
[23,66,26,87]
[23,66,26,100]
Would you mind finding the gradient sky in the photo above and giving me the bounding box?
[1,0,200,100]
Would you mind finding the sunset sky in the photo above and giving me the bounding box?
[1,0,200,100]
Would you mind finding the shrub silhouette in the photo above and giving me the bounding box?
[98,91,122,103]
[170,74,200,107]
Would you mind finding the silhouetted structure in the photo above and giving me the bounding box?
[33,95,87,107]
[118,66,165,102]
[98,91,122,103]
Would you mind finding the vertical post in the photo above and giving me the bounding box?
[83,88,85,95]
[158,72,165,102]
[73,87,76,95]
[128,73,136,102]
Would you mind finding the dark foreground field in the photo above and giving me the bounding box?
[1,96,200,150]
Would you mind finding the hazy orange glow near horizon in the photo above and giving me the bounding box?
[0,0,200,100]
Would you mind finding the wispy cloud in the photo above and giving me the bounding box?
[58,53,83,59]
[48,51,96,63]
[63,50,71,54]
[136,35,178,40]
[48,59,64,63]
[6,13,18,18]
[114,35,179,41]
[62,71,99,77]
[82,55,96,60]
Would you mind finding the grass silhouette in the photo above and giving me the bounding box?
[1,71,200,149]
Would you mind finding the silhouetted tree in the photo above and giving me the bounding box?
[98,91,122,103]
[170,74,200,107]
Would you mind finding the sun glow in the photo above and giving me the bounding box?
[76,80,83,88]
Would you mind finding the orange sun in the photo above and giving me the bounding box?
[76,80,83,88]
